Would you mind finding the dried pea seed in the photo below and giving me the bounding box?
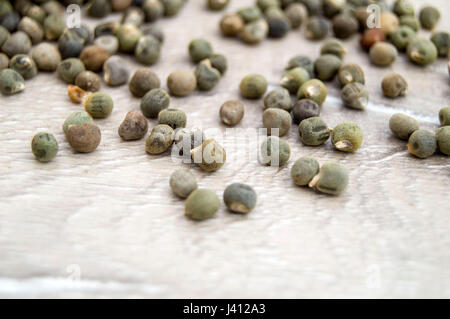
[195,59,221,91]
[285,55,314,77]
[94,21,120,38]
[140,24,164,43]
[239,73,268,99]
[291,157,320,186]
[9,54,37,80]
[260,136,290,167]
[103,56,129,86]
[31,132,58,162]
[117,23,141,53]
[399,15,419,32]
[284,3,307,29]
[75,71,101,92]
[32,43,61,72]
[369,42,398,67]
[360,28,385,51]
[237,6,262,23]
[322,0,345,18]
[0,52,8,69]
[111,0,133,12]
[161,0,184,17]
[145,124,174,155]
[257,0,280,11]
[79,45,109,72]
[189,38,213,63]
[309,162,349,195]
[408,130,437,159]
[158,108,186,129]
[332,13,358,39]
[389,113,419,140]
[393,0,414,17]
[25,5,46,25]
[220,100,244,126]
[185,189,220,221]
[435,127,450,156]
[170,169,197,198]
[380,11,399,36]
[430,32,449,58]
[43,14,65,41]
[219,13,244,37]
[305,16,328,40]
[0,25,10,48]
[331,122,363,152]
[320,38,346,59]
[87,0,112,18]
[406,38,437,66]
[0,11,19,32]
[263,108,291,137]
[419,6,440,30]
[57,58,85,84]
[129,67,160,97]
[267,12,291,39]
[292,99,320,124]
[83,92,114,118]
[382,73,408,98]
[67,122,102,153]
[338,64,365,87]
[280,67,310,94]
[314,54,342,81]
[18,16,43,45]
[390,26,415,51]
[191,139,226,172]
[167,69,197,97]
[58,30,85,59]
[223,183,257,214]
[121,6,145,26]
[208,0,229,11]
[1,31,31,58]
[0,68,24,95]
[140,88,170,118]
[297,79,327,106]
[263,88,292,111]
[135,34,161,65]
[173,127,205,157]
[143,0,164,22]
[241,19,268,44]
[62,111,94,135]
[298,116,330,146]
[208,54,227,75]
[118,110,148,141]
[94,35,119,55]
[341,82,369,110]
[300,0,321,15]
[439,107,450,126]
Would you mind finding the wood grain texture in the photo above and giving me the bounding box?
[0,0,449,298]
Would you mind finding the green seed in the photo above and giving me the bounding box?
[297,79,327,106]
[121,6,145,26]
[185,189,220,221]
[399,15,419,32]
[435,126,450,156]
[103,56,129,86]
[382,73,408,98]
[419,6,440,30]
[118,110,148,141]
[83,92,114,118]
[280,67,310,94]
[291,157,320,186]
[143,0,164,22]
[407,130,437,159]
[57,58,86,84]
[223,183,257,214]
[32,43,62,72]
[338,64,365,87]
[314,54,342,81]
[195,59,221,91]
[331,122,363,152]
[43,14,65,41]
[87,0,112,18]
[332,13,358,39]
[117,23,142,53]
[220,13,244,37]
[25,5,46,25]
[263,88,293,111]
[167,69,197,97]
[18,16,43,45]
[389,113,419,140]
[298,116,330,146]
[284,3,307,29]
[1,31,31,58]
[309,162,349,196]
[341,82,369,110]
[305,17,328,40]
[58,29,85,59]
[0,25,10,48]
[129,67,160,97]
[31,132,58,162]
[145,124,174,155]
[188,38,213,63]
[141,88,170,118]
[239,73,268,99]
[42,1,65,16]
[208,0,230,11]
[390,26,416,51]
[75,71,102,92]
[300,0,322,15]
[257,0,280,11]
[439,107,450,126]
[0,12,19,32]
[67,122,102,153]
[220,100,245,126]
[158,108,187,129]
[135,34,161,65]
[393,0,414,17]
[263,108,292,137]
[208,53,228,75]
[407,37,438,66]
[190,139,226,172]
[430,32,449,58]
[292,99,320,124]
[267,10,291,39]
[237,6,262,23]
[322,0,344,18]
[161,0,184,17]
[0,52,8,69]
[140,24,165,43]
[0,0,13,17]
[241,19,268,44]
[9,54,37,80]
[320,38,347,59]
[285,55,314,77]
[369,42,398,66]
[62,111,94,135]
[94,35,118,56]
[170,169,198,198]
[0,69,24,95]
[260,136,291,167]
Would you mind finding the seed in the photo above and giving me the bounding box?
[292,99,320,124]
[57,30,84,59]
[43,14,65,41]
[31,132,58,162]
[170,169,198,198]
[75,71,101,92]
[140,24,164,43]
[406,37,437,66]
[9,54,37,80]
[94,21,120,38]
[430,32,449,58]
[284,3,307,29]
[390,26,416,51]
[103,56,129,86]
[331,122,363,152]
[18,16,43,45]
[158,108,187,129]
[94,35,119,55]
[257,0,280,11]
[301,0,321,16]
[62,111,94,135]
[32,42,61,71]
[382,73,408,98]
[393,0,415,17]
[369,42,398,67]
[322,0,345,18]
[195,59,221,91]
[173,127,205,157]
[0,25,9,48]
[161,0,184,17]
[208,54,227,75]
[399,15,419,32]
[191,139,226,172]
[141,88,170,118]
[42,1,65,16]
[263,108,291,137]
[80,45,110,72]
[25,5,46,25]
[389,113,419,140]
[67,122,101,153]
[111,0,133,11]
[305,17,328,40]
[117,23,141,53]
[267,14,291,39]
[241,19,268,44]
[360,28,386,51]
[297,79,327,106]
[143,0,164,22]
[135,34,161,65]
[314,54,342,81]
[185,189,220,221]
[167,69,197,97]
[239,74,268,99]
[280,67,310,94]
[290,157,320,186]
[342,82,369,110]
[320,38,346,59]
[260,136,291,166]
[309,162,349,195]
[380,11,399,36]
[436,127,450,156]
[285,55,314,77]
[263,88,292,111]
[220,100,245,126]
[1,31,31,58]
[439,107,450,126]
[68,85,87,104]
[223,183,257,214]
[129,68,160,97]
[145,124,174,154]
[338,64,365,87]
[407,130,437,159]
[121,6,144,26]
[88,0,112,18]
[298,117,330,146]
[57,58,85,84]
[71,25,92,44]
[208,0,229,11]
[237,6,262,23]
[83,92,114,118]
[0,69,24,95]
[332,13,358,39]
[419,6,440,30]
[188,38,213,64]
[118,110,148,141]
[0,53,8,69]
[219,13,244,37]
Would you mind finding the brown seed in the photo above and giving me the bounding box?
[118,110,148,141]
[360,28,386,51]
[79,45,110,72]
[220,100,244,126]
[67,85,87,104]
[220,13,244,37]
[75,71,102,92]
[66,122,101,153]
[380,12,399,36]
[167,69,197,97]
[129,67,160,97]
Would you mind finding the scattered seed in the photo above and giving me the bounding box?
[167,69,197,97]
[94,35,119,55]
[191,139,226,172]
[170,169,198,198]
[75,71,101,92]
[118,110,148,141]
[369,42,398,67]
[314,54,342,81]
[280,67,310,94]
[141,88,170,118]
[406,37,438,66]
[0,68,25,95]
[195,59,221,91]
[297,79,327,106]
[67,122,102,153]
[408,130,437,159]
[185,189,220,221]
[62,111,94,135]
[382,73,408,98]
[57,58,86,84]
[31,132,58,162]
[263,108,292,137]
[298,116,330,146]
[1,31,31,58]
[219,13,244,37]
[309,162,349,195]
[103,55,129,86]
[331,122,363,152]
[83,92,114,118]
[158,108,187,129]
[419,6,440,30]
[338,64,365,87]
[223,183,257,214]
[263,88,293,111]
[32,42,61,71]
[239,73,268,99]
[9,54,37,80]
[260,136,291,166]
[79,45,110,72]
[439,107,450,126]
[435,127,450,156]
[389,113,419,140]
[292,99,320,124]
[220,100,244,126]
[129,67,160,97]
[135,34,161,65]
[145,124,174,154]
[291,157,320,186]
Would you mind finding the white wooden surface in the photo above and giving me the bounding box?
[0,0,449,298]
